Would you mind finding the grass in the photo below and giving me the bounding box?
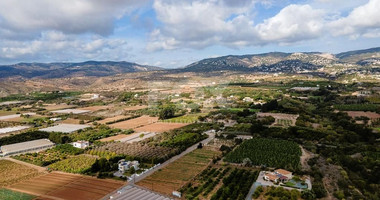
[0,189,35,200]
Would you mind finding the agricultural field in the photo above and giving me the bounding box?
[0,188,35,200]
[8,172,124,200]
[69,125,125,142]
[181,167,258,200]
[224,138,302,169]
[134,122,189,133]
[12,144,84,166]
[48,155,96,174]
[162,113,207,123]
[92,142,177,162]
[0,160,41,187]
[59,118,83,124]
[99,134,129,142]
[137,147,220,195]
[109,115,158,130]
[334,104,379,112]
[274,119,293,127]
[97,115,131,124]
[345,111,380,120]
[42,104,75,111]
[78,105,110,112]
[124,105,148,111]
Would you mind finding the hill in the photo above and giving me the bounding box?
[0,61,161,79]
[181,47,380,73]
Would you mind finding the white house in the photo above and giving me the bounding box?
[118,159,139,173]
[72,141,90,149]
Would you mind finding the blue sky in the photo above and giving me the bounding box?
[0,0,379,68]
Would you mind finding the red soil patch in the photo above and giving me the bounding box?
[109,115,158,130]
[8,172,124,200]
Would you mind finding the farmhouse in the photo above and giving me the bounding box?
[0,139,55,156]
[72,140,90,149]
[118,159,139,173]
[40,124,90,133]
[264,169,293,183]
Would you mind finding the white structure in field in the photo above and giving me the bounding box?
[72,141,90,149]
[39,124,90,133]
[0,139,55,156]
[0,126,30,135]
[118,159,139,173]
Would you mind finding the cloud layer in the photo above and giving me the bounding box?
[0,0,379,65]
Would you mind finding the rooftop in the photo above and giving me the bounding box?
[40,124,91,133]
[108,185,172,200]
[1,139,54,154]
[0,126,30,135]
[275,169,292,175]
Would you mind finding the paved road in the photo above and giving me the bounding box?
[102,131,215,200]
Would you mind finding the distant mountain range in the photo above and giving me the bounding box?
[0,61,161,79]
[180,47,380,73]
[0,47,379,79]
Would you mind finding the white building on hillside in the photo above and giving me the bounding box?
[72,141,90,149]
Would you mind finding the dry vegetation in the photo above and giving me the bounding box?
[0,160,41,187]
[134,122,189,133]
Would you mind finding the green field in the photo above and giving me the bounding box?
[224,138,301,169]
[163,113,207,123]
[0,189,35,200]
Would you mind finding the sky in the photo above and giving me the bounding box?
[0,0,379,68]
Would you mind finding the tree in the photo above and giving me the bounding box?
[197,143,203,149]
[159,105,176,119]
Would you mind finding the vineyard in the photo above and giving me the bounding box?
[91,142,177,162]
[48,155,96,174]
[274,119,293,127]
[224,138,301,169]
[13,144,84,166]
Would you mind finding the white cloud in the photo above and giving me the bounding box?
[0,31,131,62]
[256,4,325,43]
[147,1,326,51]
[329,0,380,37]
[0,0,149,37]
